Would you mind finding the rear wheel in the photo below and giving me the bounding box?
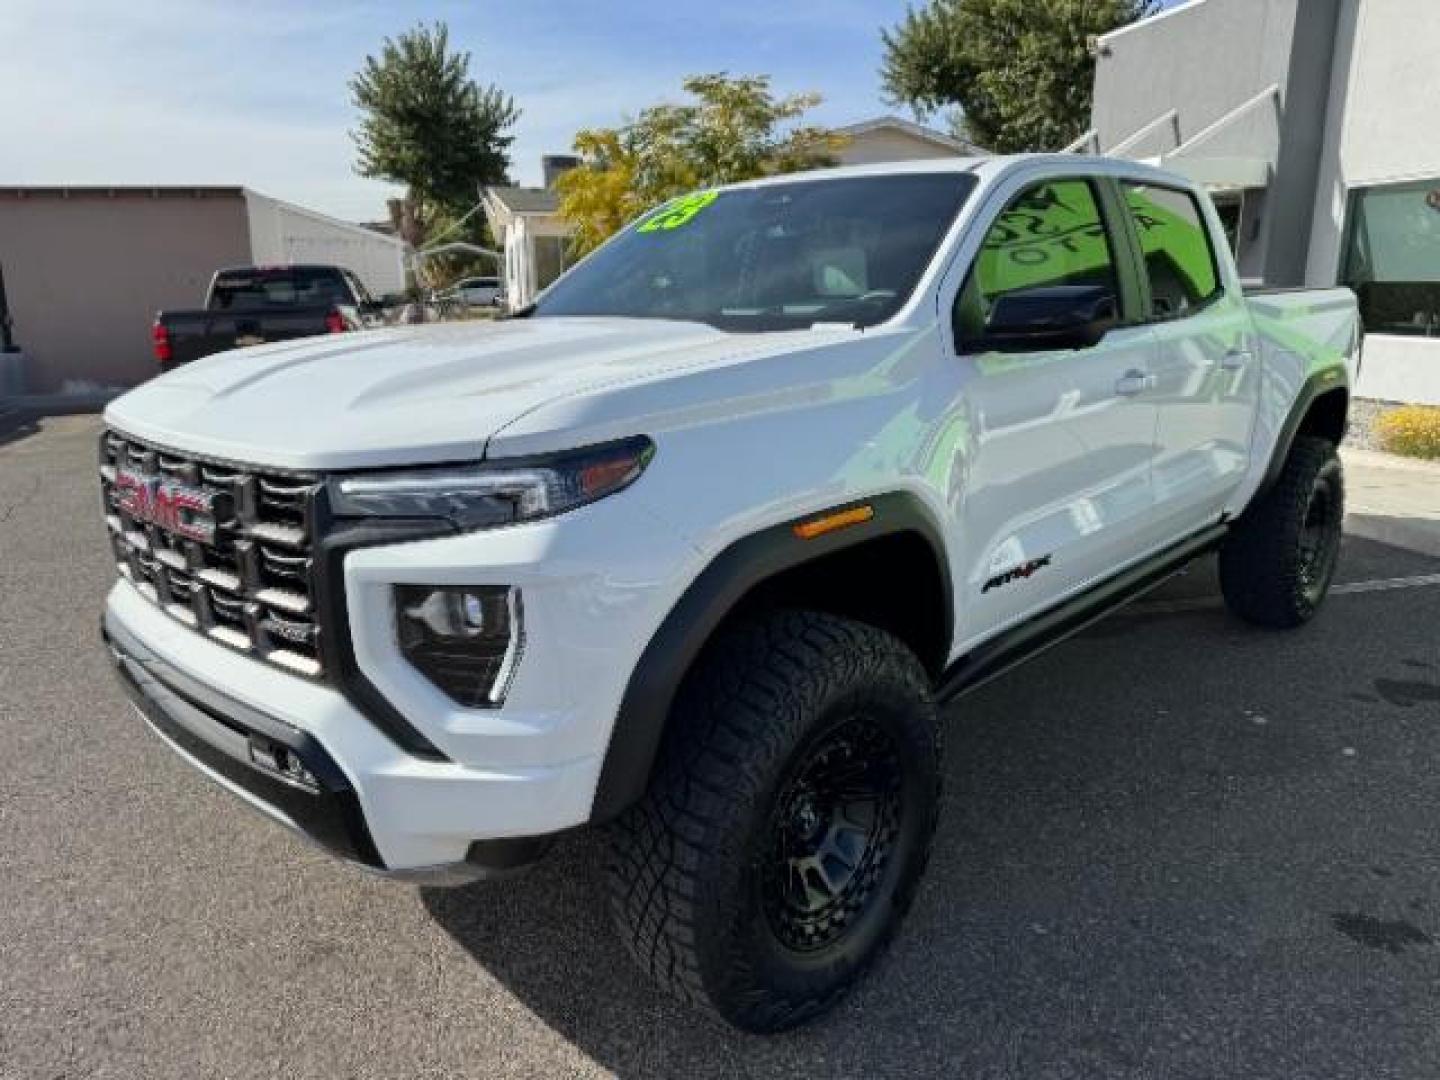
[605,610,940,1032]
[1219,436,1344,628]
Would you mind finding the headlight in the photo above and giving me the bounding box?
[330,436,655,530]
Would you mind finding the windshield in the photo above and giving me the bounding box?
[532,173,977,332]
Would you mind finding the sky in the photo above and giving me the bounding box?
[2,0,1186,223]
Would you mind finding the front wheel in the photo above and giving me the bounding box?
[605,610,941,1032]
[1219,435,1344,628]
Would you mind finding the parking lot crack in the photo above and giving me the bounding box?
[0,476,41,525]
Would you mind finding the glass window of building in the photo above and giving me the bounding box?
[1342,180,1440,336]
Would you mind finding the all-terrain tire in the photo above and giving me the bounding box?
[1219,435,1344,628]
[605,610,941,1033]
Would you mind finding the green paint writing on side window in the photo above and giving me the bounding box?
[636,191,720,234]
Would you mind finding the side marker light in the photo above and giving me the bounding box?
[793,505,875,541]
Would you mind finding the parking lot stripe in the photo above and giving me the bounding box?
[1331,572,1440,595]
[1120,573,1440,617]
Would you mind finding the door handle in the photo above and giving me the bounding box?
[1115,369,1155,396]
[1220,349,1252,371]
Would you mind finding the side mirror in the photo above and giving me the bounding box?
[966,285,1118,354]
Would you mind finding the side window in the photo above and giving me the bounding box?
[1122,182,1223,319]
[955,178,1120,344]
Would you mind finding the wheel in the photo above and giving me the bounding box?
[1219,435,1344,628]
[606,610,941,1032]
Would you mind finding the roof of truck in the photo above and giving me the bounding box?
[718,153,1197,193]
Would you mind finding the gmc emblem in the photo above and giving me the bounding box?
[113,468,221,544]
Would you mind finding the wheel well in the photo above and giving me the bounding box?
[592,498,953,822]
[726,531,951,679]
[1298,387,1349,446]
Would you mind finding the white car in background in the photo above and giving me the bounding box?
[445,275,503,307]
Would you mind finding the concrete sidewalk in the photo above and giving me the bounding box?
[1342,446,1440,557]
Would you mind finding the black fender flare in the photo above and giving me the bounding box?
[1253,367,1349,505]
[589,491,952,821]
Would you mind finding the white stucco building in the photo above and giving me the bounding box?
[479,185,573,312]
[1087,0,1440,405]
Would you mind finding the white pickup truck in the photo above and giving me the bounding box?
[99,155,1358,1031]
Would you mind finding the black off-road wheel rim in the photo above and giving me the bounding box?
[1297,468,1342,605]
[761,714,904,954]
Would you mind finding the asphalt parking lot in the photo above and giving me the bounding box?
[2,415,1438,1079]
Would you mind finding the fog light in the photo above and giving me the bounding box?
[395,585,522,707]
[248,735,319,790]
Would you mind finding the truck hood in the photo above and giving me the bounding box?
[105,317,771,470]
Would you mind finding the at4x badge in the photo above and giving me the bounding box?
[982,554,1053,593]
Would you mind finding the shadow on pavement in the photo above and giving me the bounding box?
[423,541,1440,1078]
[1345,513,1440,561]
[0,407,39,449]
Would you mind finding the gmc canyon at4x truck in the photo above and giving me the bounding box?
[99,156,1357,1031]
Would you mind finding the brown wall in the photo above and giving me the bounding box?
[0,190,252,394]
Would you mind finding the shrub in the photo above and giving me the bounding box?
[1376,405,1440,460]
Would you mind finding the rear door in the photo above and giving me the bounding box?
[947,172,1160,642]
[1116,180,1260,533]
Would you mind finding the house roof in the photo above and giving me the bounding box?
[0,186,405,250]
[0,185,245,200]
[836,115,986,156]
[483,186,560,215]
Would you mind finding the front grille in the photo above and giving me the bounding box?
[99,430,326,679]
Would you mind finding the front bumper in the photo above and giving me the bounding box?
[98,477,701,878]
[102,585,558,883]
[105,611,386,868]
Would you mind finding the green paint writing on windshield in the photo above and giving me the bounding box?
[636,190,720,234]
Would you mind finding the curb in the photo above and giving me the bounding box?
[1341,446,1440,476]
[9,391,119,416]
[1344,513,1440,559]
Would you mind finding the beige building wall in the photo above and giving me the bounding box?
[836,130,960,166]
[0,189,251,393]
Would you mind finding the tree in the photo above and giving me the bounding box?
[350,21,519,246]
[556,74,846,256]
[881,0,1158,154]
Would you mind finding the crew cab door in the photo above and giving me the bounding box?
[1115,180,1260,533]
[944,173,1159,645]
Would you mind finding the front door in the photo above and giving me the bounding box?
[948,175,1159,645]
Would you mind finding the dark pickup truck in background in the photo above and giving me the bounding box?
[152,264,385,371]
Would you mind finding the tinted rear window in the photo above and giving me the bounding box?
[1122,183,1223,318]
[209,268,350,310]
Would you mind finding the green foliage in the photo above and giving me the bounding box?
[350,21,519,215]
[881,0,1158,153]
[557,73,846,256]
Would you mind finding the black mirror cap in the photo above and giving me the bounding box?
[963,285,1118,355]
